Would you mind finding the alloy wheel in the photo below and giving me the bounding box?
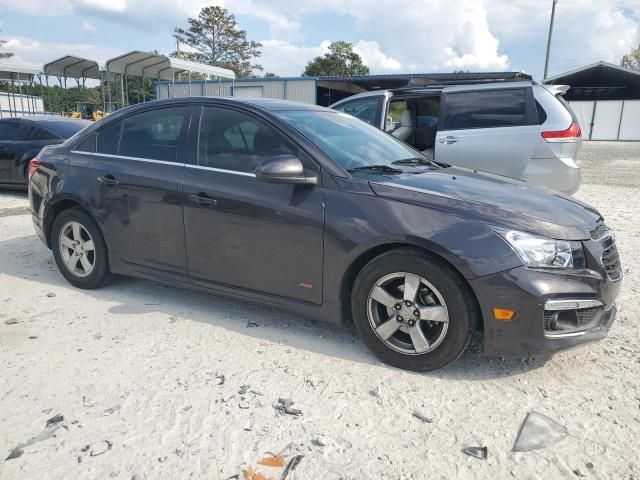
[58,221,96,278]
[367,272,449,355]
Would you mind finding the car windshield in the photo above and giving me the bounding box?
[276,110,434,172]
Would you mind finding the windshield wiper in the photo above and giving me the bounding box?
[392,157,435,167]
[347,165,404,174]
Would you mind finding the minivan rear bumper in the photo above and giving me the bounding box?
[469,266,621,356]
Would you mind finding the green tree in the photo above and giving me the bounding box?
[621,44,640,70]
[303,41,369,77]
[172,6,262,77]
[0,30,14,59]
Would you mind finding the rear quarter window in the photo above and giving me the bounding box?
[443,88,531,130]
[97,119,123,155]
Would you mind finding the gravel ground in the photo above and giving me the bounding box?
[579,141,640,188]
[0,148,639,479]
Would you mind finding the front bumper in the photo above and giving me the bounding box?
[469,266,621,356]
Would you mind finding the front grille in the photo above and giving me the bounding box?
[590,223,622,282]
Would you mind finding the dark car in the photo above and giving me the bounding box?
[0,116,91,189]
[28,98,621,371]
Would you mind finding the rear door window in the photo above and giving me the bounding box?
[97,119,123,155]
[442,88,530,130]
[120,107,189,162]
[333,96,382,126]
[0,121,20,140]
[23,126,58,141]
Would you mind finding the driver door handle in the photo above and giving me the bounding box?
[188,193,218,208]
[97,175,119,186]
[439,136,459,145]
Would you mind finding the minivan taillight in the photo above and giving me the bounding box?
[28,157,41,180]
[541,122,581,142]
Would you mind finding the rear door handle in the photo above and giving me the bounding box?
[97,175,119,186]
[188,193,217,208]
[439,136,459,145]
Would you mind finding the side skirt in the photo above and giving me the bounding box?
[109,253,344,326]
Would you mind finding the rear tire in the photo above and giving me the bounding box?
[51,207,112,289]
[351,248,475,371]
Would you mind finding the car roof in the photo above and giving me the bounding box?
[117,97,332,114]
[3,115,92,125]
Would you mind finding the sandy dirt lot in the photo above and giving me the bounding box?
[1,143,639,479]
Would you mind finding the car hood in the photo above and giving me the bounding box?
[368,166,601,240]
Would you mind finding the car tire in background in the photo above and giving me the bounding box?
[351,248,476,371]
[51,207,113,289]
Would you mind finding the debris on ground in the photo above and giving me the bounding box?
[102,405,121,416]
[45,414,64,427]
[239,385,250,395]
[274,398,303,416]
[241,466,271,480]
[216,374,225,386]
[247,322,259,328]
[412,410,433,423]
[5,448,24,460]
[89,440,113,457]
[573,468,587,477]
[46,293,56,298]
[463,446,488,460]
[281,455,304,480]
[257,455,285,468]
[5,414,65,460]
[512,411,567,452]
[4,318,18,325]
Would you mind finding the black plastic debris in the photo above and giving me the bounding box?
[46,414,64,427]
[281,454,304,480]
[274,398,303,416]
[89,440,113,457]
[463,446,488,460]
[216,374,225,386]
[247,322,259,328]
[513,411,567,452]
[412,411,433,423]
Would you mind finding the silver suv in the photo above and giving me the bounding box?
[330,81,582,194]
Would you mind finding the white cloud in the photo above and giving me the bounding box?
[259,39,327,75]
[3,35,119,65]
[354,40,402,72]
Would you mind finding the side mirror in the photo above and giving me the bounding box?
[255,155,318,185]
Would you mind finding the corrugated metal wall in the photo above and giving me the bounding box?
[569,100,640,141]
[0,93,46,118]
[155,78,317,104]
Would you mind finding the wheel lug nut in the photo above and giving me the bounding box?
[414,310,420,317]
[394,304,401,310]
[396,316,403,322]
[405,301,412,306]
[408,320,416,326]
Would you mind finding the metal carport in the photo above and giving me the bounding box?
[105,51,235,107]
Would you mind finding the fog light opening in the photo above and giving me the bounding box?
[555,310,579,331]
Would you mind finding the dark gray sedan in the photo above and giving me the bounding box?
[28,98,621,371]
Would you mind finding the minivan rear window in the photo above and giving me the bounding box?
[443,88,528,130]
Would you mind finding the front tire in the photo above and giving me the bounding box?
[351,248,475,371]
[51,207,112,289]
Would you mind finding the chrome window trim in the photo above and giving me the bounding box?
[69,150,258,177]
[185,164,256,177]
[70,151,180,166]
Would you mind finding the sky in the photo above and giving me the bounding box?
[0,0,639,80]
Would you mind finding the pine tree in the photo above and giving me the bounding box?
[303,41,369,77]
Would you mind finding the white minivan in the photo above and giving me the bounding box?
[330,81,582,194]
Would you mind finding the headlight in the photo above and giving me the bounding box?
[501,230,583,269]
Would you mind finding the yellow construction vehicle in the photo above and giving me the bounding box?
[65,102,119,121]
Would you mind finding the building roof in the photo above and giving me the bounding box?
[43,55,105,80]
[0,59,42,81]
[105,51,235,80]
[543,61,640,100]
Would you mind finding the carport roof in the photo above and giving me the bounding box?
[43,55,105,80]
[0,59,42,81]
[543,61,640,100]
[105,51,235,80]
